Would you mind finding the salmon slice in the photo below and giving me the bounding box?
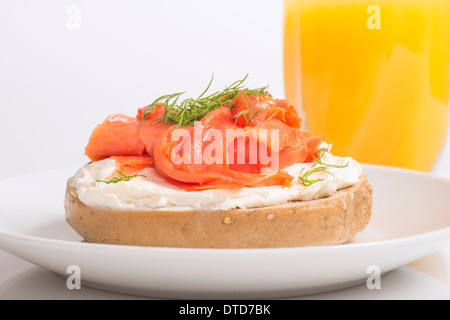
[111,155,154,173]
[137,104,170,157]
[153,107,240,185]
[241,118,299,152]
[182,170,295,191]
[98,156,152,181]
[85,114,145,161]
[232,93,301,128]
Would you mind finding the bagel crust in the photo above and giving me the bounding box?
[65,175,372,248]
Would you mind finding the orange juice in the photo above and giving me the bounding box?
[284,0,450,171]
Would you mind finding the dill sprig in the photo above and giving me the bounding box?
[298,166,335,187]
[298,149,349,186]
[311,149,349,169]
[140,74,269,127]
[140,92,185,125]
[96,170,146,184]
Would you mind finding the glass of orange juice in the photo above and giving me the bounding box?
[284,0,450,171]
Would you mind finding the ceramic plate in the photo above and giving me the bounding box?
[0,165,450,299]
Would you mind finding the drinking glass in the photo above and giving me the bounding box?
[284,0,450,171]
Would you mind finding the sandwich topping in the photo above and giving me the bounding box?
[72,76,363,211]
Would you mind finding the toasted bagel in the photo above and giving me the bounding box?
[65,174,372,248]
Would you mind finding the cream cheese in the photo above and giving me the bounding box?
[70,152,362,211]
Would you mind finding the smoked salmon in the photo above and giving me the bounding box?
[84,81,323,191]
[84,114,146,161]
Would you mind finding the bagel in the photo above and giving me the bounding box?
[64,173,372,248]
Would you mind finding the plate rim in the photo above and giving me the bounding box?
[1,219,450,256]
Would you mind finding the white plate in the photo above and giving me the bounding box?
[0,165,450,299]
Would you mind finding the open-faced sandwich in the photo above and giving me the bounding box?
[65,76,372,248]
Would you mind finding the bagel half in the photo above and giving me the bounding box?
[64,174,372,248]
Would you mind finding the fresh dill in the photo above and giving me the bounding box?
[298,149,349,186]
[298,166,335,187]
[311,149,349,168]
[140,74,269,127]
[140,92,185,125]
[96,170,146,184]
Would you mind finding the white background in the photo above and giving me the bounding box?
[0,0,449,179]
